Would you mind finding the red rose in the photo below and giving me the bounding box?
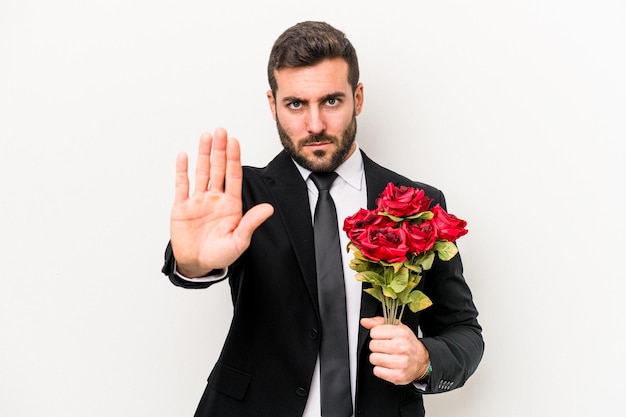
[376,183,434,218]
[343,208,389,242]
[353,225,409,263]
[430,204,468,242]
[403,221,437,254]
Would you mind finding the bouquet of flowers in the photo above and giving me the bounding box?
[343,182,468,324]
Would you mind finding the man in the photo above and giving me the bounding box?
[162,21,483,417]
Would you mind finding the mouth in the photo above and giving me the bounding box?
[306,141,331,146]
[303,142,334,154]
[303,139,334,148]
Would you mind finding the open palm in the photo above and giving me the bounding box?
[170,128,274,278]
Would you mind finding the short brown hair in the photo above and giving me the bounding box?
[267,21,360,96]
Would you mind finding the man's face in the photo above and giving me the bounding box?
[267,58,364,173]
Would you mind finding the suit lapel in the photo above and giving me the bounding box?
[261,151,320,317]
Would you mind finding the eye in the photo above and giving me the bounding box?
[288,101,302,110]
[327,97,338,106]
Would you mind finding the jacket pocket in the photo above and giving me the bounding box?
[208,362,251,401]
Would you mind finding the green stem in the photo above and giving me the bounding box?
[398,304,406,323]
[382,297,389,324]
[392,298,398,325]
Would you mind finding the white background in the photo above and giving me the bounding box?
[1,1,624,416]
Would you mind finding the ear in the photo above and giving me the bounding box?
[266,90,277,121]
[354,82,364,116]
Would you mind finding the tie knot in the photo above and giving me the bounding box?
[310,172,338,192]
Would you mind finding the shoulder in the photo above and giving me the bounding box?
[239,150,307,205]
[242,150,298,180]
[361,150,446,207]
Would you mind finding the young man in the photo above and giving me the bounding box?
[163,21,483,417]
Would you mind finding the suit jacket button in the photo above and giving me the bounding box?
[296,387,308,397]
[309,328,319,339]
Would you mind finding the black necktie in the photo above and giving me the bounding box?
[310,172,352,417]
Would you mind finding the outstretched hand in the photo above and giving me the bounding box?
[170,128,274,277]
[360,317,431,386]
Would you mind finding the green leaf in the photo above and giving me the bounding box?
[390,261,405,273]
[434,241,458,261]
[364,286,384,303]
[389,268,409,293]
[350,258,372,273]
[346,242,360,254]
[382,285,398,299]
[397,281,417,304]
[355,270,385,285]
[410,272,423,286]
[407,290,433,313]
[414,251,435,271]
[406,211,434,222]
[379,212,405,222]
[405,261,423,274]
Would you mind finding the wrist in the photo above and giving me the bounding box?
[416,361,432,382]
[174,260,214,279]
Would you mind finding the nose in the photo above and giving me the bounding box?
[306,107,326,134]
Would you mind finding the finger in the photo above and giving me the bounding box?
[369,338,396,354]
[175,152,190,203]
[208,127,228,193]
[369,351,417,385]
[194,132,213,194]
[362,318,397,339]
[369,351,402,368]
[371,364,407,386]
[224,137,243,199]
[369,353,405,381]
[235,203,275,244]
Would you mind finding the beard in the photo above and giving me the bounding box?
[276,115,357,173]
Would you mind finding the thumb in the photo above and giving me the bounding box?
[360,316,386,330]
[236,203,274,239]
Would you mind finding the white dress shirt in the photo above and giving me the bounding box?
[295,147,366,417]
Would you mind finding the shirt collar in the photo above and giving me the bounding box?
[292,143,364,192]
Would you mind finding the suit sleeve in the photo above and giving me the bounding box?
[418,190,484,394]
[161,241,229,289]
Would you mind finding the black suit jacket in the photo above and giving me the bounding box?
[162,150,483,417]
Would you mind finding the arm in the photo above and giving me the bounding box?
[359,253,483,391]
[163,128,274,282]
[418,251,484,393]
[360,188,483,391]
